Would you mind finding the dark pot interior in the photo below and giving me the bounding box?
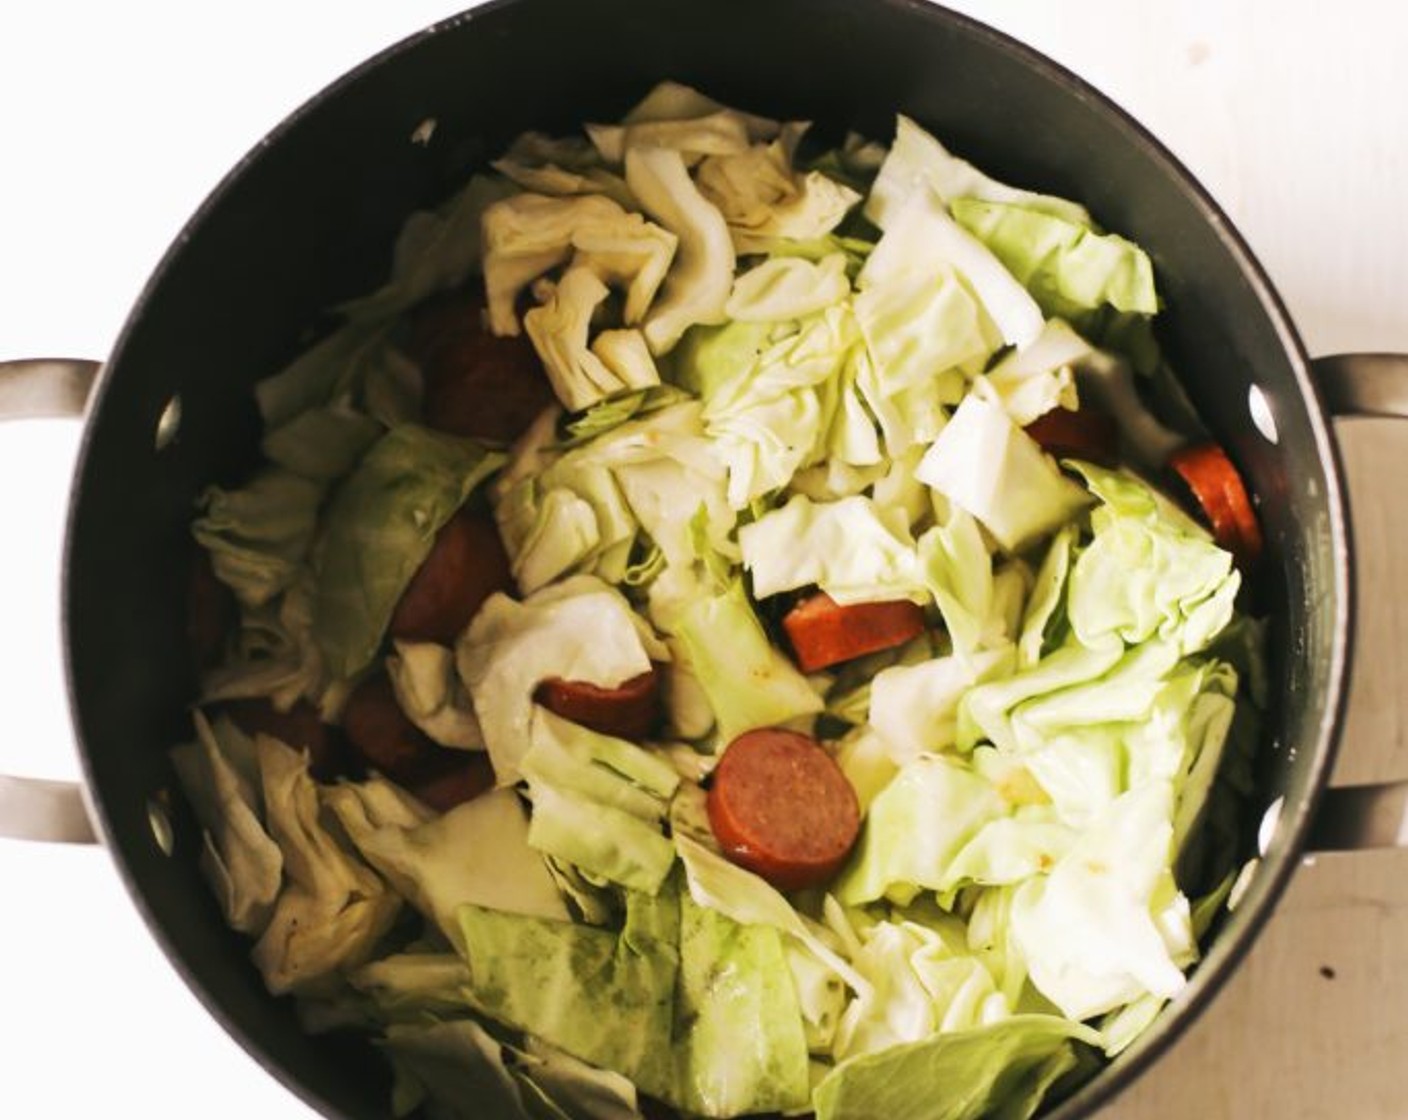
[63,0,1348,1117]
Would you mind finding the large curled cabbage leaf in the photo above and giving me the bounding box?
[311,424,503,680]
[625,146,735,355]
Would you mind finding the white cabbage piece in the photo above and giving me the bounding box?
[491,130,636,208]
[192,467,325,611]
[673,580,823,743]
[522,266,628,411]
[456,575,660,784]
[974,318,1088,426]
[385,640,483,749]
[588,110,753,165]
[1011,781,1196,1020]
[696,137,861,253]
[865,114,1091,231]
[520,707,679,894]
[725,253,852,322]
[686,309,867,507]
[326,780,568,950]
[861,184,1045,350]
[586,80,780,164]
[832,916,1007,1061]
[199,571,328,721]
[249,736,402,995]
[834,754,1008,907]
[916,394,1093,553]
[589,329,663,391]
[624,146,736,354]
[492,408,638,595]
[739,493,925,604]
[481,191,677,337]
[675,833,868,997]
[169,712,283,935]
[868,647,1015,764]
[916,508,1027,662]
[1064,462,1240,656]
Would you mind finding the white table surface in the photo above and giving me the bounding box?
[3,2,1407,1117]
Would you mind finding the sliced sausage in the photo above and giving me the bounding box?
[402,750,496,814]
[388,508,513,646]
[1167,441,1263,566]
[781,593,926,673]
[187,549,237,669]
[342,670,493,811]
[706,728,860,892]
[340,670,438,779]
[1024,405,1119,464]
[218,697,347,782]
[535,668,661,741]
[406,287,556,445]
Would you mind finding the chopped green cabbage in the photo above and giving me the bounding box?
[178,88,1270,1120]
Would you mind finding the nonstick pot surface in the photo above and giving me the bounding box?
[61,2,1347,1118]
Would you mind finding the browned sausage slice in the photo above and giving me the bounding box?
[340,670,437,780]
[387,508,513,646]
[1167,441,1264,568]
[781,592,926,673]
[405,287,557,445]
[706,728,860,891]
[218,697,347,782]
[402,751,496,814]
[342,670,494,811]
[1024,405,1119,464]
[535,668,661,741]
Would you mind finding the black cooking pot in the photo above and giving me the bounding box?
[3,0,1406,1117]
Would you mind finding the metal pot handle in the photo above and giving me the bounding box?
[0,358,101,845]
[1306,352,1408,850]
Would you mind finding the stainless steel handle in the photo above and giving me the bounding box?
[0,358,101,845]
[1307,352,1408,852]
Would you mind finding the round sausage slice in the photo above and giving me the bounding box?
[706,728,860,892]
[388,508,513,646]
[782,593,926,673]
[535,668,661,741]
[406,288,556,445]
[218,697,346,782]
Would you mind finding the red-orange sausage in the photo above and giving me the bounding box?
[402,751,497,814]
[340,671,437,780]
[1167,441,1263,566]
[341,671,493,811]
[781,593,926,673]
[405,287,556,445]
[706,728,860,892]
[1024,405,1119,464]
[388,508,513,646]
[535,668,661,741]
[218,697,347,782]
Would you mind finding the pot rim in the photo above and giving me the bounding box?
[61,1,1355,1118]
